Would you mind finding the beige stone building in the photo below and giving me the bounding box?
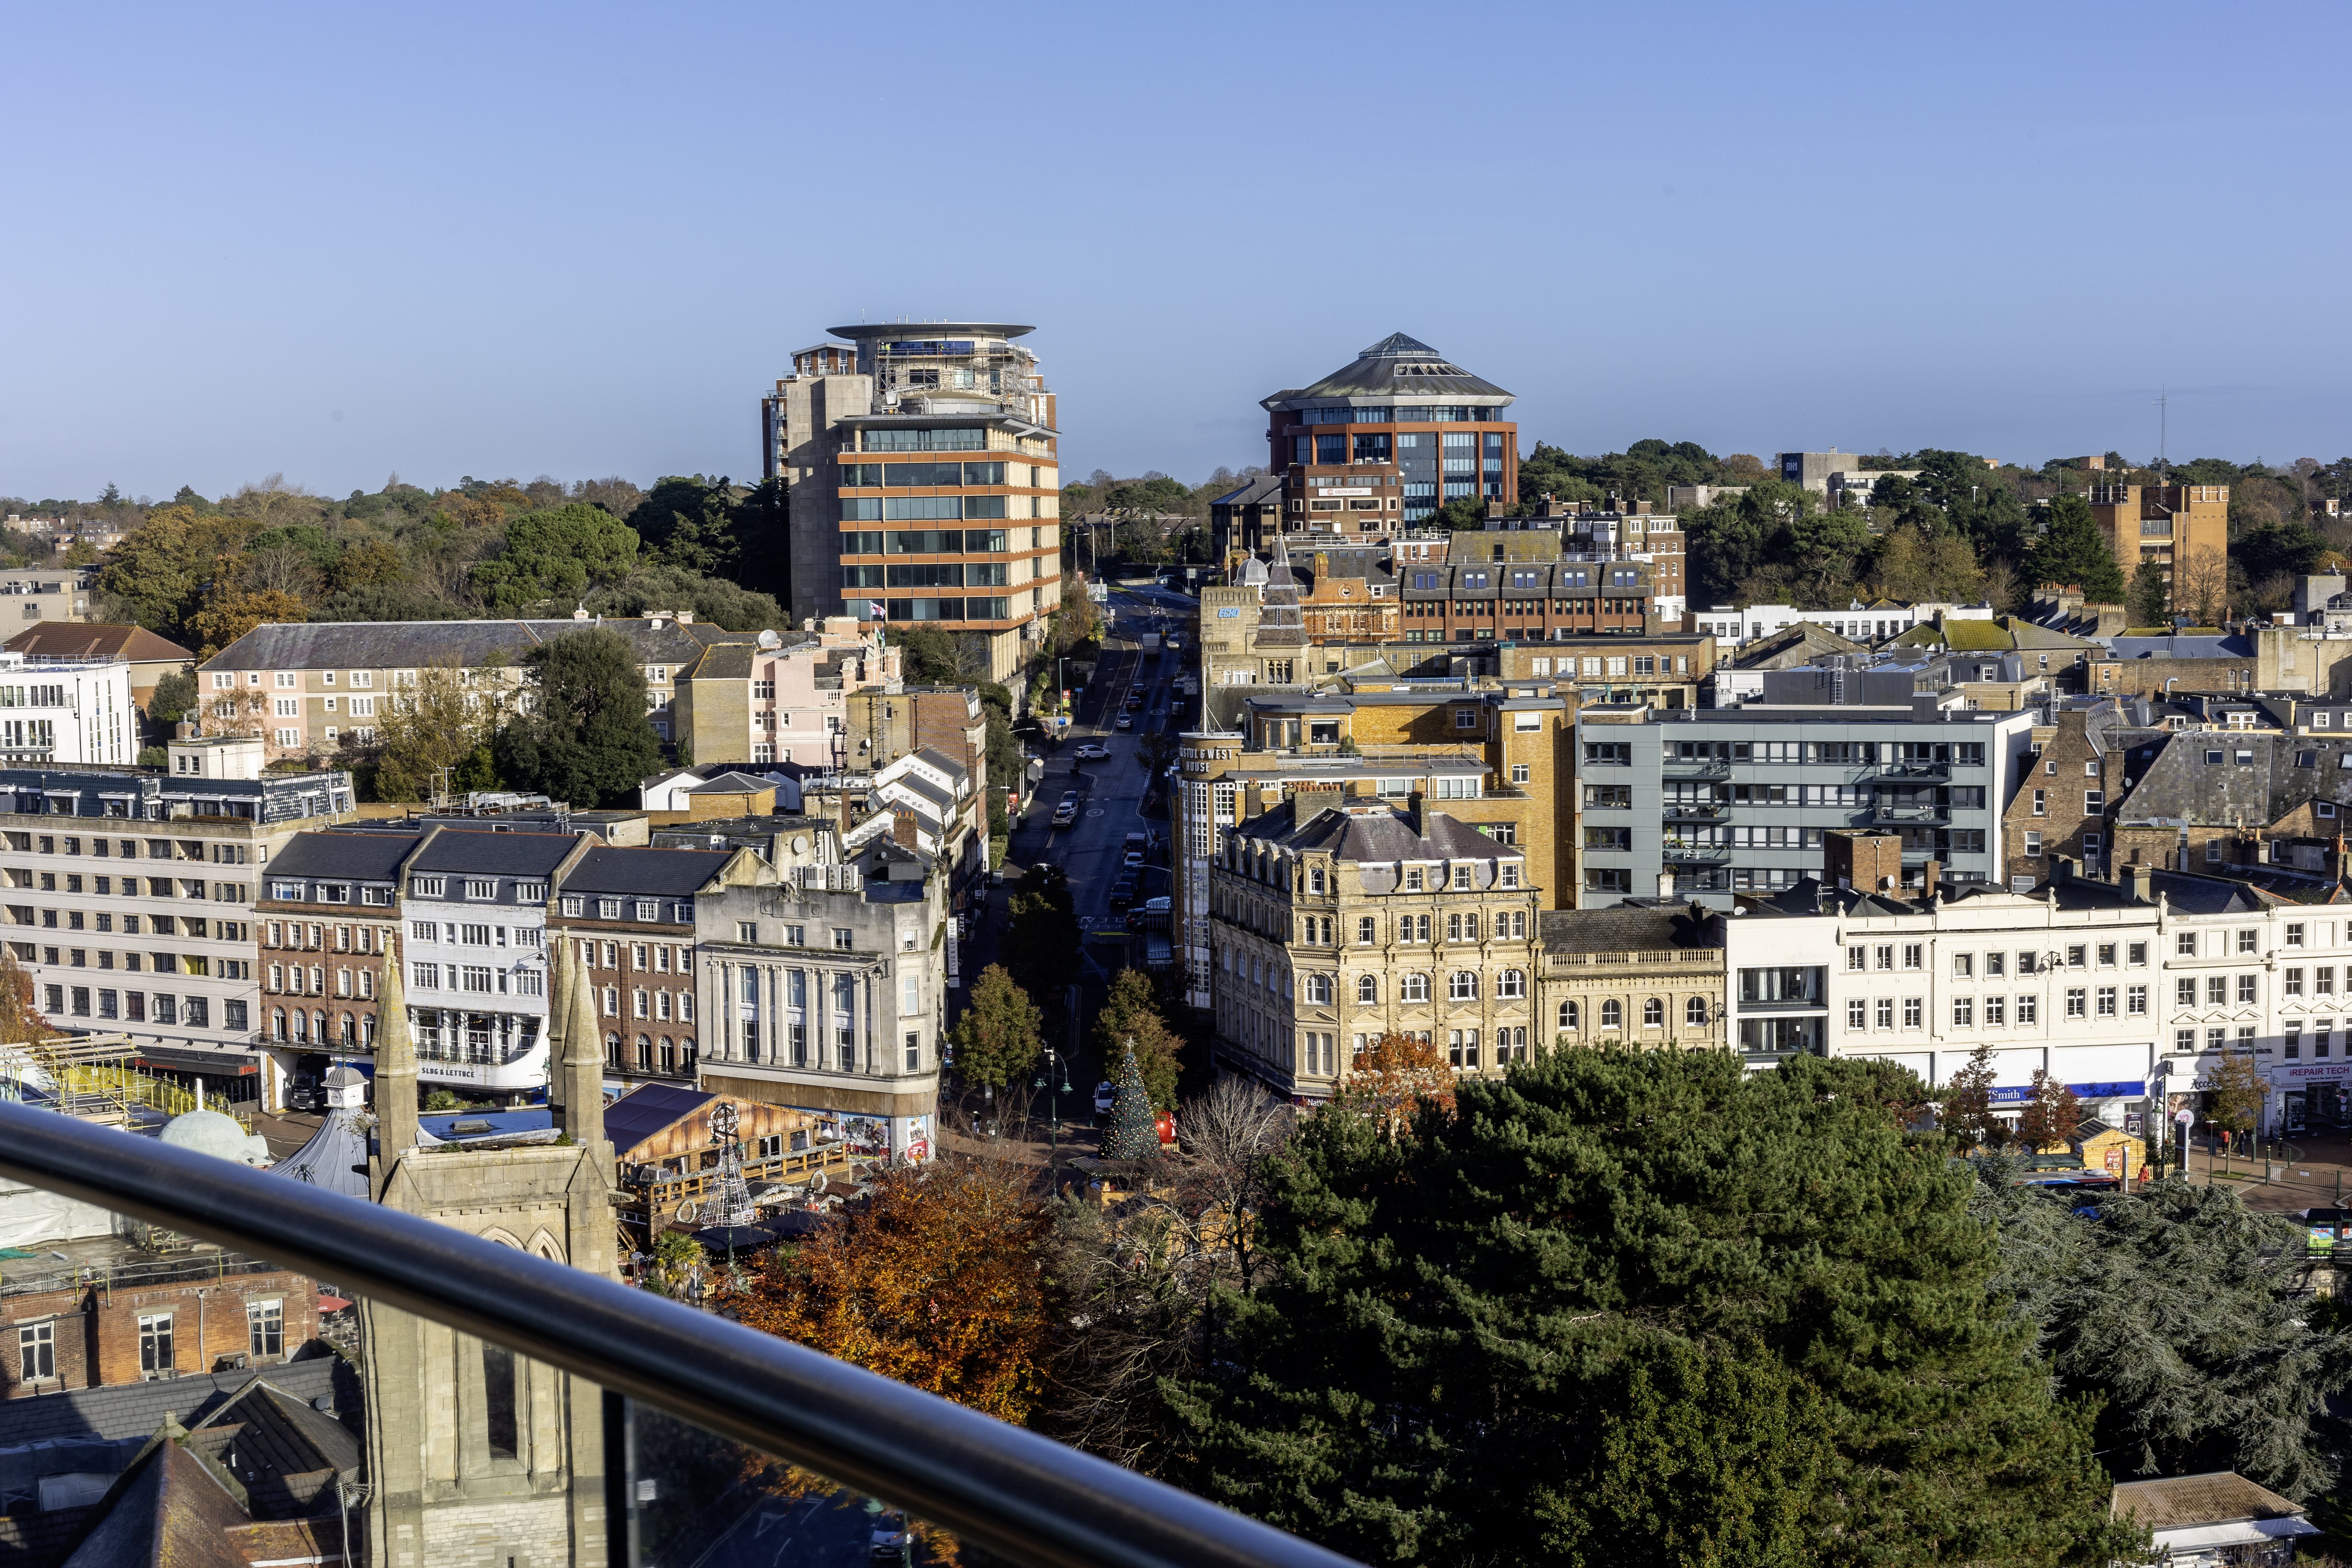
[1210,796,1540,1100]
[1535,903,1726,1050]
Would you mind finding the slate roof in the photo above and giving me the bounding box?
[1267,333,1514,404]
[605,1082,716,1156]
[198,618,750,674]
[1255,536,1308,649]
[1212,474,1288,508]
[1732,623,1870,670]
[409,829,582,876]
[686,642,758,681]
[1232,799,1519,891]
[0,1356,349,1448]
[268,831,418,882]
[61,1434,254,1568]
[4,623,193,665]
[2112,1471,2305,1530]
[2149,870,2283,915]
[188,1372,363,1479]
[558,845,735,897]
[2117,731,2336,828]
[1893,616,2097,653]
[912,746,969,785]
[1538,905,1718,953]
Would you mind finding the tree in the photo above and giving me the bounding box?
[95,504,260,640]
[2199,1047,2266,1152]
[887,625,961,685]
[0,950,58,1044]
[2174,543,2231,625]
[1940,1040,2000,1152]
[1176,1075,1292,1295]
[369,662,498,802]
[145,670,196,729]
[2028,494,2125,602]
[2016,1068,2081,1152]
[1001,881,1079,1001]
[2128,560,2170,627]
[725,477,792,603]
[585,563,783,631]
[627,475,741,577]
[724,1156,1054,1423]
[1094,968,1182,1110]
[1977,1170,2352,1498]
[330,538,407,594]
[1868,522,1983,604]
[1102,1040,1161,1160]
[1338,1029,1455,1139]
[187,587,308,659]
[948,965,1042,1090]
[493,628,665,807]
[1430,496,1488,531]
[1169,1050,2129,1566]
[469,503,640,612]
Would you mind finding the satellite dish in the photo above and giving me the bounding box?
[757,629,781,649]
[790,836,808,854]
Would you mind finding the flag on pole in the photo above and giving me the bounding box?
[868,601,887,620]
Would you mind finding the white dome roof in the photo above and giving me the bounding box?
[159,1109,273,1166]
[1239,557,1269,586]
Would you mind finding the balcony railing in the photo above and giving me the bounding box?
[0,1098,1354,1568]
[1662,842,1733,864]
[1660,805,1727,824]
[1663,759,1731,779]
[1863,762,1951,782]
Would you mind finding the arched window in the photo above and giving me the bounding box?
[271,1008,287,1043]
[1449,971,1479,1002]
[635,1034,652,1070]
[1685,996,1709,1027]
[1304,974,1333,1005]
[1601,998,1623,1029]
[604,1031,620,1064]
[1497,970,1525,999]
[1309,866,1326,894]
[1558,999,1580,1031]
[1401,972,1431,1002]
[1644,997,1664,1027]
[1357,974,1379,1004]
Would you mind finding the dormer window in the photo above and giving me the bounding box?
[1403,867,1424,891]
[1452,865,1473,890]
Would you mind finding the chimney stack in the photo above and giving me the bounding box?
[2125,864,2154,904]
[1920,859,1942,903]
[1657,867,1676,901]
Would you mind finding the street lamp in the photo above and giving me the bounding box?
[1034,1046,1075,1178]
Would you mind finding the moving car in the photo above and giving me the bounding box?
[1075,743,1109,761]
[1114,714,1134,730]
[1122,831,1148,867]
[1109,873,1138,908]
[1051,792,1079,827]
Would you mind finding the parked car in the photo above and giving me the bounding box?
[1093,1080,1116,1115]
[1075,743,1109,760]
[1109,874,1138,908]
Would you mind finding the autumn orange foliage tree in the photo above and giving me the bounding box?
[725,1155,1055,1423]
[1339,1030,1455,1139]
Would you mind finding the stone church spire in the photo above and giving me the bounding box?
[560,925,605,1151]
[372,930,419,1185]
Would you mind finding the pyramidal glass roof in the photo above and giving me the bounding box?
[1265,333,1513,407]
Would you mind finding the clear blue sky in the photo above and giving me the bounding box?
[4,1,2346,503]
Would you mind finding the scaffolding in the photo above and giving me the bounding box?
[0,1032,243,1127]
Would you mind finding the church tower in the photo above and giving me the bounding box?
[363,934,616,1567]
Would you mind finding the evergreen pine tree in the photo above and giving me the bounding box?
[1167,1049,2132,1566]
[1102,1040,1160,1161]
[2029,493,2126,602]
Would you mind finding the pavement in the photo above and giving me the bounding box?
[2176,1124,2352,1213]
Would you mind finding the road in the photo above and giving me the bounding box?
[955,586,1195,1109]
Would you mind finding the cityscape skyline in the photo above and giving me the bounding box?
[4,1,2348,500]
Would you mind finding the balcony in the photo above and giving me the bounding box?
[1663,759,1731,780]
[1660,805,1727,824]
[0,1099,1350,1568]
[1862,762,1950,782]
[1870,805,1951,827]
[1662,841,1733,864]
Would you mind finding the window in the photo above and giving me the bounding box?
[1953,997,1973,1027]
[1357,974,1378,1004]
[2128,985,2147,1016]
[2290,923,2308,947]
[138,1314,174,1376]
[1558,999,1580,1031]
[1357,917,1376,945]
[2031,790,2046,816]
[1685,996,1707,1027]
[1902,944,1923,971]
[2096,986,2116,1017]
[1601,998,1623,1029]
[1401,972,1430,1002]
[1498,970,1526,999]
[1448,971,1479,1001]
[1875,998,1894,1029]
[1952,953,1973,978]
[2065,987,2087,1018]
[2023,830,2042,858]
[465,878,497,900]
[2238,928,2259,954]
[834,928,855,950]
[1902,997,1922,1028]
[1848,947,1866,971]
[2177,931,2199,957]
[2237,974,2258,1004]
[248,1298,283,1360]
[18,1321,53,1382]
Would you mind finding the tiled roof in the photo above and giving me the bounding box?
[1274,333,1513,403]
[558,845,735,897]
[409,829,582,876]
[2112,1471,2304,1529]
[1234,799,1519,871]
[268,830,418,881]
[198,618,750,674]
[4,623,193,664]
[686,772,775,793]
[0,1356,349,1447]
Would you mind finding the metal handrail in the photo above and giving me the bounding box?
[0,1100,1354,1568]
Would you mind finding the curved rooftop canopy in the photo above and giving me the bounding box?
[825,322,1035,342]
[1265,332,1513,410]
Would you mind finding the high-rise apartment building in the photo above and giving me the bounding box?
[1262,334,1516,531]
[763,324,1061,685]
[2089,483,2229,602]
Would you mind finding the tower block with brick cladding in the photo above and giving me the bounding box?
[363,937,617,1566]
